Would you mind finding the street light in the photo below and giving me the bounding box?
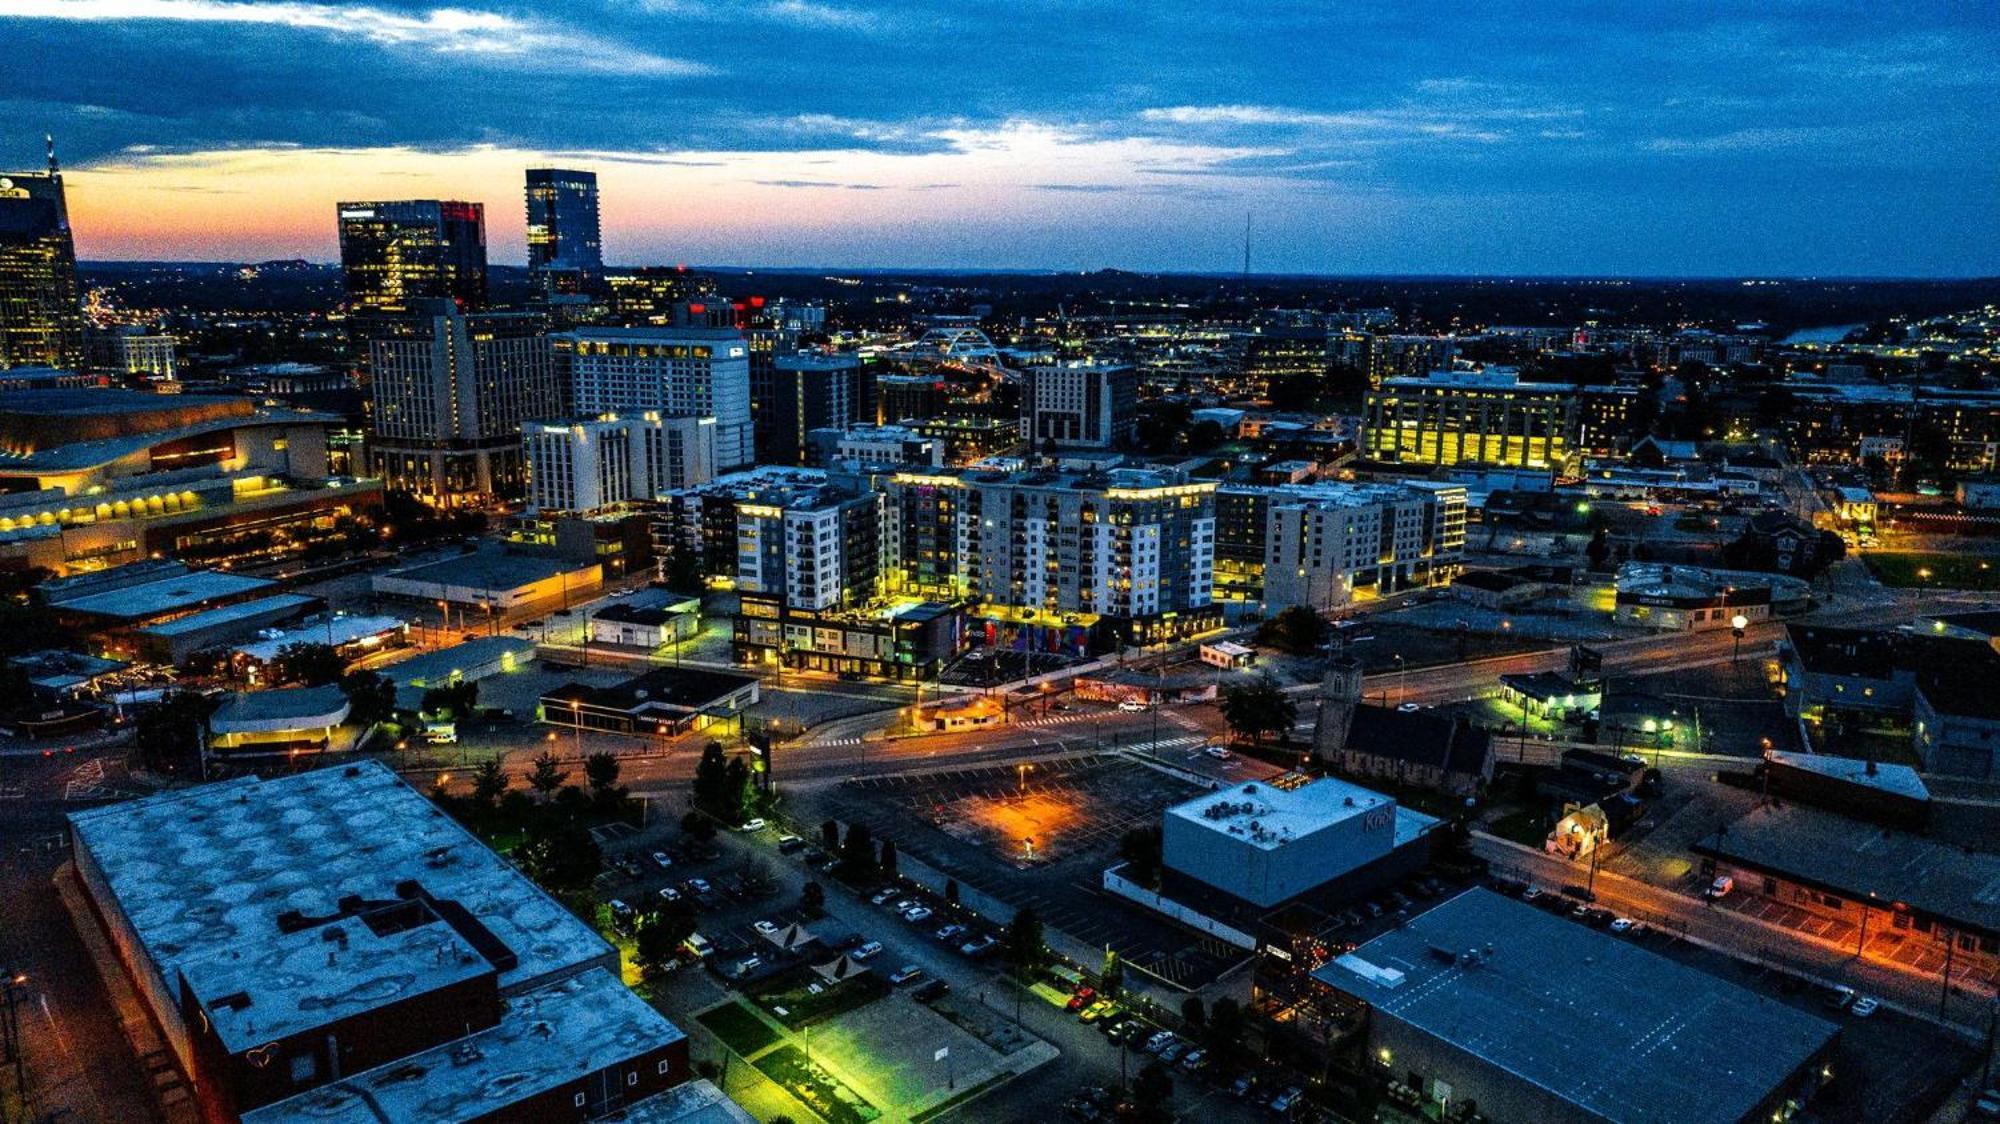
[1730,613,1749,663]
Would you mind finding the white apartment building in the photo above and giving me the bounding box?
[1217,481,1467,610]
[734,486,885,612]
[563,327,754,469]
[1019,362,1137,449]
[523,412,716,514]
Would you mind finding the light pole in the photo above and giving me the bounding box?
[1730,613,1748,664]
[568,699,583,757]
[1392,653,1406,708]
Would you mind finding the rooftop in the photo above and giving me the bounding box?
[240,968,687,1124]
[1167,776,1399,851]
[139,593,321,639]
[1315,889,1838,1124]
[233,613,407,663]
[48,567,277,622]
[209,684,352,732]
[380,549,597,593]
[68,761,614,1034]
[1764,749,1929,803]
[605,1079,755,1124]
[380,635,537,688]
[1696,802,2000,937]
[544,666,758,713]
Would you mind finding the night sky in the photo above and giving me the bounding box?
[3,0,1995,275]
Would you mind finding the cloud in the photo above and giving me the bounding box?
[626,0,889,31]
[1,0,709,75]
[1643,126,1862,154]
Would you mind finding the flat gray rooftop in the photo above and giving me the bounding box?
[49,568,277,621]
[1698,802,2000,937]
[68,761,614,1041]
[140,593,320,638]
[240,968,687,1124]
[608,1079,756,1124]
[379,549,593,592]
[1314,888,1837,1124]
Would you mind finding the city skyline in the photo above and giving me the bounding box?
[1,1,1995,276]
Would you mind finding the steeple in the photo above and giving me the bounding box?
[45,134,58,177]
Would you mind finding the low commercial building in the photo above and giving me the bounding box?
[129,593,323,665]
[1162,775,1435,909]
[229,612,408,684]
[379,634,535,710]
[540,667,759,736]
[590,597,701,649]
[207,684,353,754]
[1761,749,1929,830]
[808,422,943,469]
[45,559,282,634]
[1613,563,1810,632]
[1913,651,2000,778]
[733,594,964,681]
[66,761,700,1121]
[1696,802,2000,979]
[372,547,602,609]
[1198,640,1255,669]
[1310,889,1839,1124]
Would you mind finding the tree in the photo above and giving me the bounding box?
[1002,907,1045,975]
[528,750,569,800]
[878,838,899,877]
[1585,527,1611,571]
[133,690,214,776]
[273,641,344,687]
[821,818,841,851]
[1219,677,1297,747]
[635,900,697,974]
[338,669,397,728]
[1099,948,1123,999]
[1255,605,1328,655]
[1266,370,1321,412]
[801,881,826,916]
[1132,1061,1174,1118]
[584,751,623,797]
[680,810,716,841]
[691,741,739,823]
[420,679,478,721]
[1204,997,1245,1063]
[470,757,508,808]
[517,820,600,892]
[723,755,751,819]
[838,822,877,880]
[658,548,705,596]
[1180,996,1206,1030]
[1118,826,1163,888]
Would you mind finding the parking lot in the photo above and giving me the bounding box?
[799,756,1255,990]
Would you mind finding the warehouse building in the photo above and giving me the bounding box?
[66,761,697,1122]
[1311,889,1839,1124]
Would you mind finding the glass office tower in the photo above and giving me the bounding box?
[524,168,602,297]
[336,199,487,313]
[0,140,85,371]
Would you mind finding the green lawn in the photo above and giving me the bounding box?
[753,1045,880,1124]
[749,968,889,1029]
[698,1000,782,1057]
[1864,551,2000,591]
[1486,808,1548,848]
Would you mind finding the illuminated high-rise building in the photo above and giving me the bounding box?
[524,168,603,297]
[0,138,85,371]
[336,199,487,313]
[606,267,717,325]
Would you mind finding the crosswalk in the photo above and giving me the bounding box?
[814,736,866,748]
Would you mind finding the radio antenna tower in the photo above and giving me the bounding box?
[1241,212,1251,279]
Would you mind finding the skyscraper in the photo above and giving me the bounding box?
[524,168,603,297]
[757,352,875,465]
[0,138,85,371]
[366,300,563,504]
[336,199,487,313]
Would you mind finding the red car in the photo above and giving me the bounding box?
[1066,986,1097,1011]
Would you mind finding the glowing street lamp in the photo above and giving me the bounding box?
[1730,612,1749,663]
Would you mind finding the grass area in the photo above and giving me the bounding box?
[698,1000,782,1057]
[753,1044,881,1124]
[1486,807,1548,848]
[749,967,889,1029]
[1864,551,2000,590]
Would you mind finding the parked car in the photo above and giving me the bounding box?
[657,887,681,903]
[1826,985,1857,1011]
[753,920,781,936]
[1203,746,1233,760]
[1850,996,1880,1018]
[851,941,884,961]
[889,965,924,985]
[959,934,997,958]
[1704,875,1735,900]
[934,923,967,943]
[651,851,673,870]
[1608,917,1642,935]
[870,888,900,905]
[1269,1087,1304,1114]
[902,906,934,924]
[736,818,768,833]
[1158,1041,1187,1064]
[1178,1048,1208,1073]
[776,834,806,854]
[1066,986,1097,1011]
[912,978,950,1002]
[1078,998,1118,1023]
[1117,700,1148,712]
